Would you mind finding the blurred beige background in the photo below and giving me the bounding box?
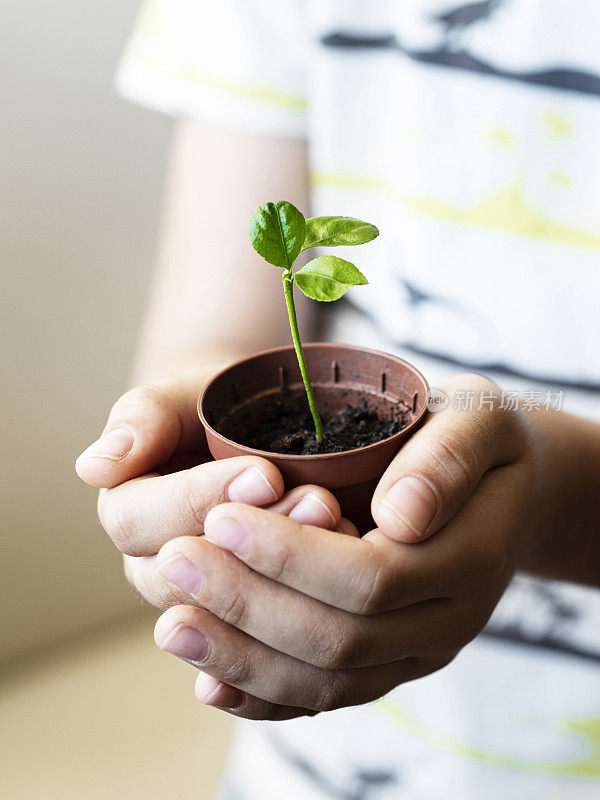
[1,1,232,796]
[1,0,166,659]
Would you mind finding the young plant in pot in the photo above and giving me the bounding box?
[198,201,429,531]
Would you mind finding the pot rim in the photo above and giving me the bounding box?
[198,342,429,461]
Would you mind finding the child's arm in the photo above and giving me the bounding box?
[131,120,311,385]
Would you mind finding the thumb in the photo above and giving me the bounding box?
[371,373,525,543]
[75,366,216,489]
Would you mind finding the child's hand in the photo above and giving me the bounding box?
[75,367,349,594]
[151,373,541,720]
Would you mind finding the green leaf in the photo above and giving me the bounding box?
[249,201,306,269]
[301,216,379,251]
[293,255,368,302]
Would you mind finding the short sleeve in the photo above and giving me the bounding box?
[115,0,308,138]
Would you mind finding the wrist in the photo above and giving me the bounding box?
[518,408,600,587]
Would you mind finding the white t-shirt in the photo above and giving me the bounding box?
[117,2,600,797]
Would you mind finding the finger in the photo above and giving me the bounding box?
[194,673,314,721]
[202,503,447,612]
[98,456,284,556]
[155,535,451,667]
[337,517,360,537]
[371,373,526,543]
[75,366,216,489]
[123,486,343,601]
[154,605,443,713]
[154,604,328,710]
[267,485,341,530]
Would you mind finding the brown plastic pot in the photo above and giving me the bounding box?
[198,343,428,532]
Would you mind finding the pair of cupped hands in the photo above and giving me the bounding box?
[76,367,537,720]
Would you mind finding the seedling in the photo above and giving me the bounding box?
[249,201,379,443]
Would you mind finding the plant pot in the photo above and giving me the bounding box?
[198,343,429,532]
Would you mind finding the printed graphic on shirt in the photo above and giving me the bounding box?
[323,3,600,98]
[306,0,600,385]
[266,731,400,800]
[484,576,600,665]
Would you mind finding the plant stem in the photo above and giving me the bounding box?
[282,273,324,443]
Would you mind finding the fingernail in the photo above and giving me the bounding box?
[289,492,336,527]
[159,623,210,664]
[76,427,134,463]
[228,466,278,505]
[381,476,437,538]
[158,554,202,594]
[205,516,250,556]
[195,673,245,709]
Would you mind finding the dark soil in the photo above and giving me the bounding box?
[217,391,409,455]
